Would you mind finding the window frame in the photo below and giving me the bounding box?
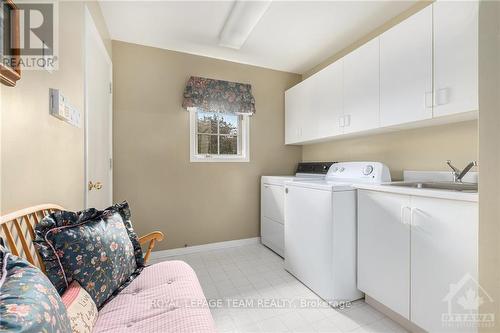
[189,109,250,163]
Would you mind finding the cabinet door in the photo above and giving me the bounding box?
[343,38,380,134]
[285,83,306,144]
[357,190,411,319]
[433,1,478,117]
[380,6,433,127]
[411,197,478,333]
[305,60,344,140]
[261,183,284,223]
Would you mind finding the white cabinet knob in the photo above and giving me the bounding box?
[400,206,411,225]
[344,114,351,127]
[338,116,345,128]
[435,88,450,106]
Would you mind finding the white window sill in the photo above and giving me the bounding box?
[190,155,249,163]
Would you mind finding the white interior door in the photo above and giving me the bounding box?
[85,8,112,209]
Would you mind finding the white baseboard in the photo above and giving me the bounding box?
[149,237,261,260]
[365,295,425,333]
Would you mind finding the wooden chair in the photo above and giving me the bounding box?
[0,204,164,272]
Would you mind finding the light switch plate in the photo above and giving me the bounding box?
[49,88,81,128]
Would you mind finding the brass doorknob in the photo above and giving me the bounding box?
[88,181,103,191]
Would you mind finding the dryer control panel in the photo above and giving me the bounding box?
[295,162,335,175]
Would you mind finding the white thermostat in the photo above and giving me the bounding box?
[49,88,81,128]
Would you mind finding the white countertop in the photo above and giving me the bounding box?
[353,183,478,202]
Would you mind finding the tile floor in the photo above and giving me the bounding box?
[150,243,408,333]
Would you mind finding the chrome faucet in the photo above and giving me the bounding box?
[446,160,477,183]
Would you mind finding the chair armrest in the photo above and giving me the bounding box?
[138,231,165,263]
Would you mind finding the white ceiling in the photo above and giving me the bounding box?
[99,1,417,74]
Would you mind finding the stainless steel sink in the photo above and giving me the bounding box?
[384,181,478,192]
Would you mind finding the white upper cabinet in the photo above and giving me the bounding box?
[285,59,343,144]
[284,3,478,145]
[285,82,306,144]
[306,59,344,140]
[380,6,433,127]
[433,1,478,117]
[343,38,380,134]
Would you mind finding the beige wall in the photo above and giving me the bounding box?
[478,1,500,331]
[1,2,85,213]
[0,2,110,214]
[303,1,432,79]
[303,121,478,181]
[301,0,478,181]
[112,41,301,251]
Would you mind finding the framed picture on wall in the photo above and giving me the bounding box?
[0,0,21,87]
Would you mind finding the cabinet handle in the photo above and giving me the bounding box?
[344,115,351,127]
[410,207,430,232]
[410,207,430,235]
[410,207,421,226]
[435,88,450,106]
[400,206,410,225]
[339,116,345,128]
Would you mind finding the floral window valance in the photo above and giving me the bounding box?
[182,76,256,116]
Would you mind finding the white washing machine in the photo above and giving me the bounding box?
[261,162,335,257]
[284,161,391,305]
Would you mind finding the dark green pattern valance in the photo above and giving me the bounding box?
[182,76,256,116]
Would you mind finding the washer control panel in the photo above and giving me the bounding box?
[326,162,391,183]
[363,165,374,176]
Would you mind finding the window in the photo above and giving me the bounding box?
[190,110,249,162]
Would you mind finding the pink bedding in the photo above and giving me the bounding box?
[93,260,216,333]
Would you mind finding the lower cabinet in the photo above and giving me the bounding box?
[358,191,411,319]
[357,190,478,333]
[411,196,478,332]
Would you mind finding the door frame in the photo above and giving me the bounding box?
[84,7,113,209]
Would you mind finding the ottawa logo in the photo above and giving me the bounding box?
[442,273,495,329]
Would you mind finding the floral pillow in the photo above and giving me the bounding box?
[34,201,144,308]
[0,245,72,332]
